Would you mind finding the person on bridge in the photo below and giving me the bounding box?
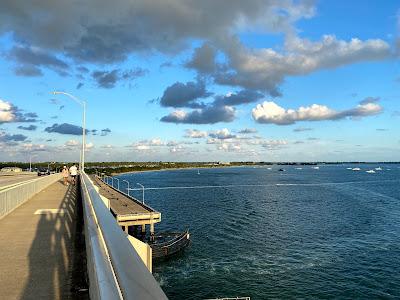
[62,166,69,186]
[69,164,78,185]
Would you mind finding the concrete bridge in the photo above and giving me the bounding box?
[0,172,167,299]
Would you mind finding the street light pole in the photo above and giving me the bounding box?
[137,183,145,204]
[52,91,86,172]
[114,178,120,190]
[123,180,130,196]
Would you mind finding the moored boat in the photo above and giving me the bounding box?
[149,230,190,260]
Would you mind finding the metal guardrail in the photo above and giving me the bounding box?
[80,172,168,300]
[0,173,61,219]
[99,175,160,213]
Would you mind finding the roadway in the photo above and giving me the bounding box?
[0,172,38,189]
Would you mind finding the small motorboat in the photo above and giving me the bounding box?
[312,166,319,169]
[375,167,382,171]
[352,167,361,171]
[278,168,285,172]
[366,170,376,173]
[149,230,190,260]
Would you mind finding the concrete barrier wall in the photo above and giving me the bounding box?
[127,235,153,272]
[0,174,62,219]
[80,173,167,300]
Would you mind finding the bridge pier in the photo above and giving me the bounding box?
[150,223,155,241]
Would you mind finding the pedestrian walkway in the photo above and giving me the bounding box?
[0,180,87,299]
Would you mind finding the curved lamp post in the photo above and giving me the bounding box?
[137,183,145,204]
[123,180,130,196]
[52,91,86,171]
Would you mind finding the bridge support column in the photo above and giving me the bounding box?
[150,223,155,241]
[141,224,146,235]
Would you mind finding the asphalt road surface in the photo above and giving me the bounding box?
[0,173,38,189]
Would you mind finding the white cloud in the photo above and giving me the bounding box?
[0,100,15,122]
[217,143,241,152]
[252,101,382,125]
[184,129,207,138]
[65,139,79,146]
[85,142,94,150]
[208,128,237,140]
[205,34,392,95]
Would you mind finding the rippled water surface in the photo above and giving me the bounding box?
[117,165,400,299]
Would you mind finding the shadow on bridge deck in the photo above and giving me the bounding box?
[0,180,88,299]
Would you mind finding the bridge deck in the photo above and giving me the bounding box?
[0,180,87,299]
[90,175,161,227]
[0,172,37,190]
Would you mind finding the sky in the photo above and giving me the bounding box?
[0,0,399,162]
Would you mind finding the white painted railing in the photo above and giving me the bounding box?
[0,173,61,219]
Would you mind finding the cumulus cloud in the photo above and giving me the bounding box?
[92,68,147,88]
[161,103,235,124]
[217,143,242,152]
[159,80,212,108]
[252,100,382,125]
[188,34,391,95]
[208,128,237,140]
[293,127,313,132]
[65,139,79,147]
[237,128,257,134]
[45,123,88,135]
[0,0,314,63]
[17,125,37,131]
[185,43,218,74]
[1,0,393,96]
[85,142,94,150]
[8,45,69,77]
[184,129,207,138]
[100,128,111,136]
[131,138,190,153]
[0,99,39,123]
[21,143,47,152]
[359,96,380,105]
[159,82,264,124]
[0,132,28,142]
[214,90,264,106]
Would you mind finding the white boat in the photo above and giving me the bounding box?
[312,166,319,169]
[346,167,353,170]
[295,167,303,170]
[366,170,375,173]
[267,167,272,170]
[352,167,361,171]
[374,167,382,171]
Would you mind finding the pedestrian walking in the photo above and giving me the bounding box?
[69,164,78,185]
[62,166,69,186]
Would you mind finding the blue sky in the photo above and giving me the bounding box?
[0,0,399,162]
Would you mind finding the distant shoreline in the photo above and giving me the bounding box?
[109,162,399,176]
[111,165,233,176]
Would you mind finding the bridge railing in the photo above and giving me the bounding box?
[80,172,168,300]
[0,173,61,219]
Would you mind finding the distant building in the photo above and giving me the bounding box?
[1,167,22,173]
